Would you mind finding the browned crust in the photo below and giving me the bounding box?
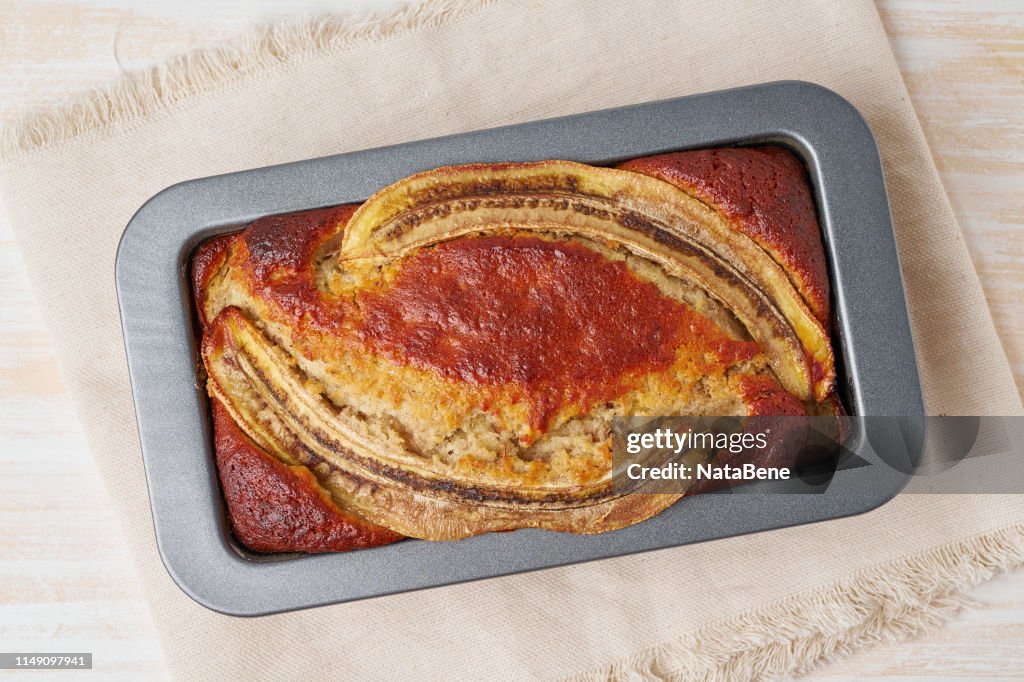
[195,220,405,553]
[243,204,356,280]
[619,147,831,325]
[191,232,236,327]
[211,398,403,553]
[202,306,686,539]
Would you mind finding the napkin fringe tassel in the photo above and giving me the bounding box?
[568,523,1024,681]
[0,0,494,161]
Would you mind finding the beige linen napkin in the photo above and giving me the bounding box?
[2,0,1022,679]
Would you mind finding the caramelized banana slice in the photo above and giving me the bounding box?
[203,307,684,539]
[341,161,834,401]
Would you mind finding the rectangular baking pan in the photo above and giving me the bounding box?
[116,81,925,616]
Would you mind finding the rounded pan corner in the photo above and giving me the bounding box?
[760,81,882,159]
[116,180,197,268]
[153,530,270,618]
[842,467,916,520]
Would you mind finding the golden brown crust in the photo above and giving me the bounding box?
[201,304,691,539]
[355,235,761,432]
[211,398,403,553]
[195,222,406,553]
[191,232,235,327]
[619,147,831,325]
[193,148,839,549]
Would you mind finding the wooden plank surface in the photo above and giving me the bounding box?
[0,1,1020,679]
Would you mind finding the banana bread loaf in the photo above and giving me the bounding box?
[191,145,840,552]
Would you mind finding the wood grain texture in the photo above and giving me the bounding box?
[878,0,1024,404]
[0,1,1020,680]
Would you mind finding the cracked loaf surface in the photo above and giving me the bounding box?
[192,146,839,552]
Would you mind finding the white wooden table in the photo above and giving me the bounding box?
[0,1,1021,679]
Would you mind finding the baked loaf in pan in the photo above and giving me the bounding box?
[192,146,840,552]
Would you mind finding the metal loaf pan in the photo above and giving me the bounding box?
[116,81,925,616]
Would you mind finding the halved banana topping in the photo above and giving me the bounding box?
[341,161,833,401]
